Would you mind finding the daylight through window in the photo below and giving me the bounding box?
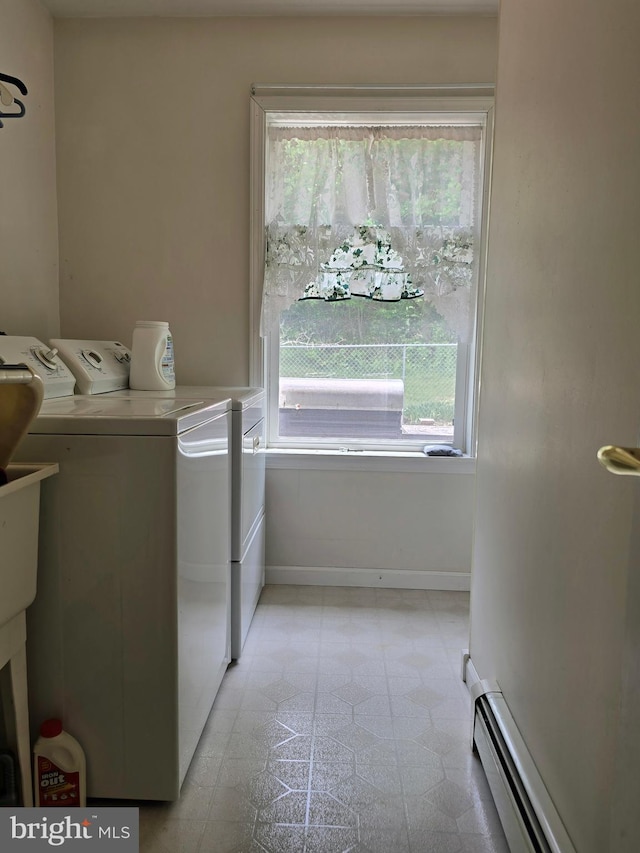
[254,99,491,453]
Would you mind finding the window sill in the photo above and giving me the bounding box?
[265,448,476,474]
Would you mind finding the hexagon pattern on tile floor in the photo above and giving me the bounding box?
[98,585,509,853]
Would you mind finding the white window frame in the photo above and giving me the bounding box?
[250,85,494,458]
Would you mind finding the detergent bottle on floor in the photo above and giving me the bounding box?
[33,719,86,807]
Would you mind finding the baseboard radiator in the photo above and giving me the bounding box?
[468,669,577,853]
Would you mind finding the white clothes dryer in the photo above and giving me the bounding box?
[102,386,265,659]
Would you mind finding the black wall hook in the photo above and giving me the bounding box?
[0,72,28,129]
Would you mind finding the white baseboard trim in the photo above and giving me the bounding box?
[466,655,577,853]
[462,651,480,689]
[265,565,471,590]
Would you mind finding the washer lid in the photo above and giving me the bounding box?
[102,386,264,411]
[172,387,264,411]
[30,396,230,436]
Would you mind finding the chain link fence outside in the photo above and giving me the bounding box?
[280,343,457,424]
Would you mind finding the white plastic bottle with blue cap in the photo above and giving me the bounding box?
[129,320,175,390]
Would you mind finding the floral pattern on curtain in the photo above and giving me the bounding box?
[262,122,482,341]
[299,226,424,302]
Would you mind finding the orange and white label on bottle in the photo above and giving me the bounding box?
[36,756,81,806]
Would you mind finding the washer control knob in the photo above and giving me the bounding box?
[82,349,103,369]
[33,347,59,371]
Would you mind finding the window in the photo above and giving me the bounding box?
[250,87,493,454]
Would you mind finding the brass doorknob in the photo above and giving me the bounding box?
[597,445,640,476]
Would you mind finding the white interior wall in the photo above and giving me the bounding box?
[0,0,59,341]
[469,0,640,849]
[267,461,476,586]
[53,14,497,583]
[53,15,497,384]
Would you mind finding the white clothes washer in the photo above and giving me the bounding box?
[11,391,232,801]
[101,386,265,660]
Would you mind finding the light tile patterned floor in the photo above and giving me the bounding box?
[136,585,509,852]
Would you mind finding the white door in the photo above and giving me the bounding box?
[468,1,640,850]
[598,453,640,851]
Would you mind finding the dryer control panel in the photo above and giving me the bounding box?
[51,339,132,394]
[0,336,76,399]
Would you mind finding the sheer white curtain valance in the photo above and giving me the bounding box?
[262,121,483,341]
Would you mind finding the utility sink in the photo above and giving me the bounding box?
[0,463,58,628]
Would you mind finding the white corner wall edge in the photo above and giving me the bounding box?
[464,655,577,853]
[266,565,470,590]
